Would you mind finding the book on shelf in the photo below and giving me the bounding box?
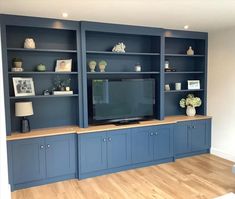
[53,91,74,95]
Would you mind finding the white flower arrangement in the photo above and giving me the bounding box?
[180,94,202,108]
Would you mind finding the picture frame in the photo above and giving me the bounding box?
[55,59,72,72]
[188,80,200,90]
[13,77,35,96]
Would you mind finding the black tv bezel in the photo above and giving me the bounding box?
[88,78,156,125]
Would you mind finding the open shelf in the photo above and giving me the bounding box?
[165,71,204,74]
[86,51,160,56]
[165,54,205,57]
[165,89,204,93]
[7,48,77,53]
[10,94,78,100]
[9,72,78,75]
[87,72,160,75]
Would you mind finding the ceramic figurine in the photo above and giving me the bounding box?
[134,63,141,72]
[112,42,126,53]
[98,60,107,72]
[88,60,97,72]
[24,38,36,49]
[187,46,194,55]
[36,64,46,72]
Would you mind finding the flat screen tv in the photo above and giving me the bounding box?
[89,78,155,124]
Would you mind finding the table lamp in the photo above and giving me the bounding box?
[15,102,34,133]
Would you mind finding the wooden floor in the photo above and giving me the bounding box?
[12,154,235,199]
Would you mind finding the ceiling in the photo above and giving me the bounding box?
[0,0,235,32]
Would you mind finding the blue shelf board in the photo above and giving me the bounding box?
[10,94,79,99]
[7,48,77,53]
[87,72,160,75]
[8,72,78,75]
[86,51,160,56]
[165,54,205,57]
[165,89,204,93]
[165,71,204,74]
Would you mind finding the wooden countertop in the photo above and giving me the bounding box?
[7,115,211,141]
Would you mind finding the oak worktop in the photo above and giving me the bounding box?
[7,115,211,141]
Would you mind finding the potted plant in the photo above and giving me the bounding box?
[179,94,202,116]
[12,58,23,68]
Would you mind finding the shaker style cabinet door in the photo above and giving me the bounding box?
[131,127,154,164]
[45,134,76,178]
[190,120,209,152]
[10,138,46,184]
[153,125,173,160]
[107,129,131,168]
[174,122,190,155]
[79,132,107,173]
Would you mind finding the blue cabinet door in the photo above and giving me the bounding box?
[107,129,131,168]
[153,125,173,160]
[45,134,76,178]
[10,138,46,184]
[190,120,209,152]
[131,127,154,164]
[79,132,107,173]
[174,121,190,155]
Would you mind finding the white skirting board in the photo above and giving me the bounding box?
[215,193,235,199]
[211,148,235,162]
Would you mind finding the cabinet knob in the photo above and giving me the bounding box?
[103,138,107,142]
[108,137,112,141]
[47,144,50,148]
[150,132,154,136]
[155,132,158,136]
[193,126,196,129]
[40,145,44,149]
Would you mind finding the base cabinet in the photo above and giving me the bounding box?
[8,134,76,190]
[131,125,173,164]
[174,119,211,157]
[79,129,131,174]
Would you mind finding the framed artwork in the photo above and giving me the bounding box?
[13,77,35,96]
[55,59,72,72]
[188,80,200,90]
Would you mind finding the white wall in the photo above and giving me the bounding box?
[208,27,235,162]
[0,28,11,199]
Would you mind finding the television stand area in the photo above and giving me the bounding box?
[114,119,140,126]
[1,15,209,191]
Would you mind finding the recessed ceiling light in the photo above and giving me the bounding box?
[184,25,189,30]
[62,12,68,18]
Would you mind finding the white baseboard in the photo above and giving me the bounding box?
[211,147,235,162]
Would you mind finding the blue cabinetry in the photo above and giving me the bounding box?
[9,138,45,185]
[79,129,131,175]
[174,119,211,158]
[8,134,76,190]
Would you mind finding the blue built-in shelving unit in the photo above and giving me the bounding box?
[0,15,208,135]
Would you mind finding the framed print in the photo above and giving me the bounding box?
[187,80,200,90]
[13,77,35,96]
[55,59,72,72]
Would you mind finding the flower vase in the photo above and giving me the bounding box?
[186,106,196,116]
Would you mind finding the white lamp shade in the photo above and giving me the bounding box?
[15,102,34,117]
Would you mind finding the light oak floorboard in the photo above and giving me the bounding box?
[12,154,235,199]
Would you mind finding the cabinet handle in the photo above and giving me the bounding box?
[40,145,44,149]
[103,138,107,142]
[47,144,50,148]
[193,126,196,129]
[108,137,112,141]
[150,132,154,136]
[155,132,158,136]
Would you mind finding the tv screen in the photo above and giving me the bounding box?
[90,78,155,123]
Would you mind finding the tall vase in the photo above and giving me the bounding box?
[186,106,196,116]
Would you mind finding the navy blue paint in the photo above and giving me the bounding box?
[107,129,131,168]
[8,134,77,191]
[174,119,211,158]
[131,127,154,164]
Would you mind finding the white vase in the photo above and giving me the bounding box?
[187,46,194,55]
[186,106,196,116]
